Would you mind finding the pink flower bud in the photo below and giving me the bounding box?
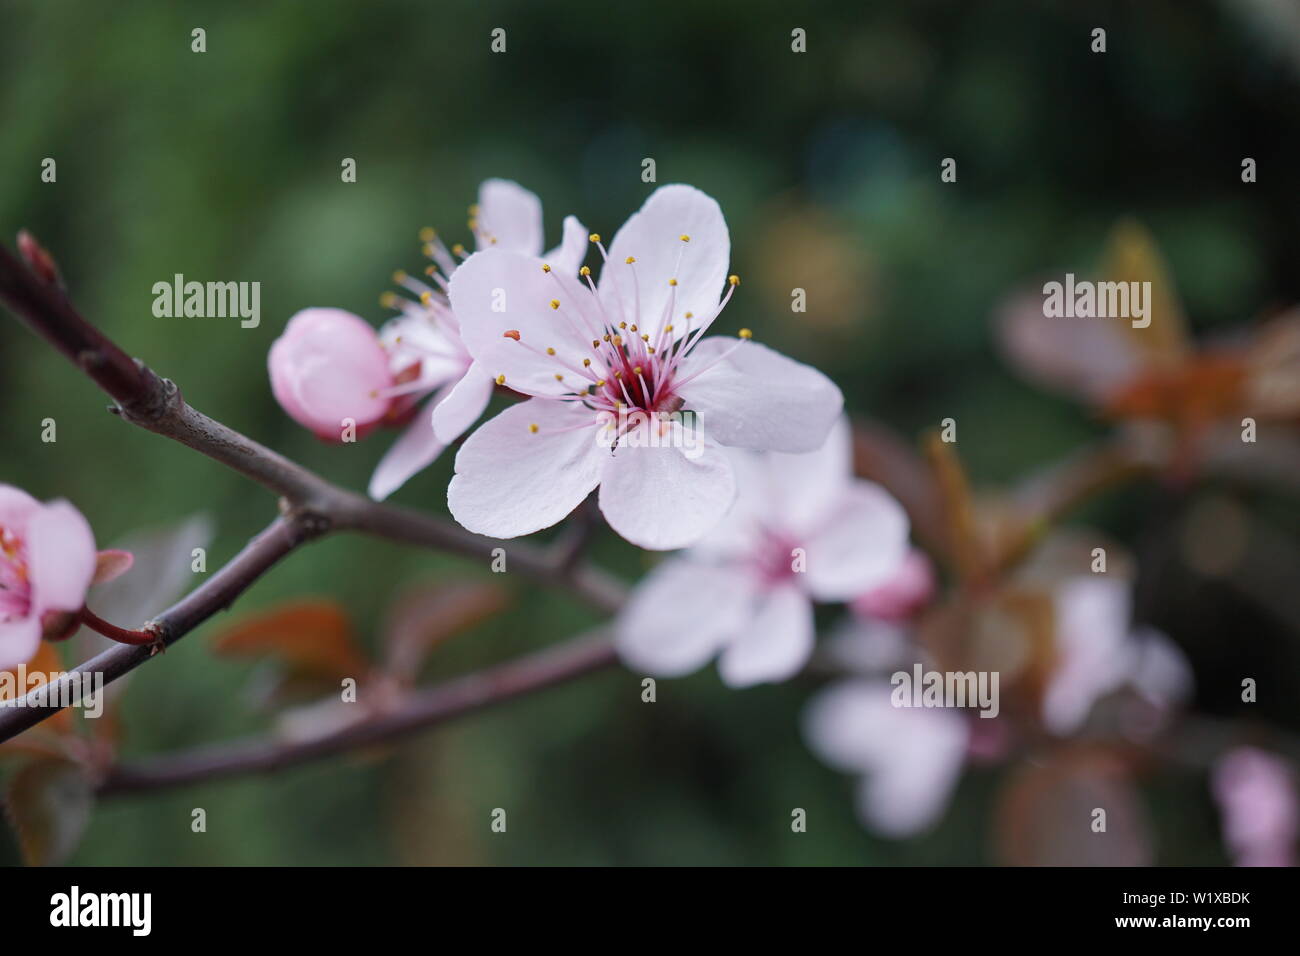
[268,308,395,442]
[0,485,97,670]
[851,547,936,623]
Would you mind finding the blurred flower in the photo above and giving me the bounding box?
[616,416,908,686]
[268,307,395,441]
[446,184,844,549]
[851,546,936,623]
[0,485,97,669]
[1212,746,1298,868]
[803,680,969,837]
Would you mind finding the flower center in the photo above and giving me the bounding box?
[0,524,32,622]
[503,234,750,439]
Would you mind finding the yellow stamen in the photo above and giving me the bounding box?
[728,275,740,286]
[550,299,560,310]
[546,347,556,355]
[580,266,592,276]
[529,423,539,434]
[379,292,398,308]
[625,256,636,264]
[582,358,592,367]
[419,227,436,242]
[392,270,407,283]
[668,278,677,287]
[589,233,601,243]
[419,291,432,305]
[541,263,551,273]
[495,374,506,385]
[680,234,690,242]
[738,328,753,339]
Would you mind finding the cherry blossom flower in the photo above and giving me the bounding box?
[446,184,844,549]
[267,180,587,500]
[615,416,908,686]
[803,680,969,837]
[1043,575,1190,735]
[368,180,588,499]
[0,485,97,670]
[1212,746,1298,867]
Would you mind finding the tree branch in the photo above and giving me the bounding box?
[0,234,626,745]
[98,627,617,795]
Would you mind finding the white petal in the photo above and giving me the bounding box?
[755,418,854,537]
[450,249,601,398]
[599,185,729,343]
[477,179,543,255]
[801,480,910,601]
[1042,576,1132,734]
[716,582,814,687]
[448,398,603,539]
[27,500,97,612]
[676,338,843,453]
[597,418,736,550]
[616,559,756,677]
[544,215,590,276]
[431,363,494,443]
[855,713,966,838]
[368,394,448,501]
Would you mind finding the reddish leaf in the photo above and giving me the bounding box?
[3,758,94,866]
[212,599,369,681]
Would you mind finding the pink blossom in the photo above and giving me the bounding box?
[803,680,969,837]
[851,547,936,623]
[1212,747,1297,867]
[268,307,395,441]
[1042,576,1191,735]
[0,485,97,670]
[615,417,908,686]
[369,179,586,500]
[268,180,587,501]
[446,184,844,549]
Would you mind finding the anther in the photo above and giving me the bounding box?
[550,299,560,310]
[680,234,690,242]
[589,233,601,243]
[529,423,539,434]
[546,347,556,355]
[542,263,552,273]
[729,275,740,286]
[738,328,753,339]
[625,256,636,264]
[419,227,436,242]
[503,330,521,341]
[495,374,506,385]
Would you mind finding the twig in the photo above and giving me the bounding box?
[0,234,626,745]
[98,628,617,794]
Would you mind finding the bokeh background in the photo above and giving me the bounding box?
[2,0,1298,864]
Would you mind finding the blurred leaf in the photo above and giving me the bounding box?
[382,579,510,683]
[214,599,369,682]
[3,758,94,866]
[923,432,985,584]
[995,747,1152,866]
[91,549,134,586]
[1100,219,1191,367]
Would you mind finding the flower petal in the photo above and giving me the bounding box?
[801,480,910,601]
[599,185,729,343]
[676,338,843,453]
[450,249,600,398]
[476,179,543,256]
[431,363,494,443]
[544,215,590,276]
[0,617,42,672]
[368,394,448,501]
[27,500,97,613]
[448,398,603,538]
[716,582,814,687]
[597,419,735,550]
[268,308,393,439]
[616,558,755,677]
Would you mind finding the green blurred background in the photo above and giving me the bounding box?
[1,0,1298,864]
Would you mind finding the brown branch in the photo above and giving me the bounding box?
[98,628,617,795]
[0,234,626,746]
